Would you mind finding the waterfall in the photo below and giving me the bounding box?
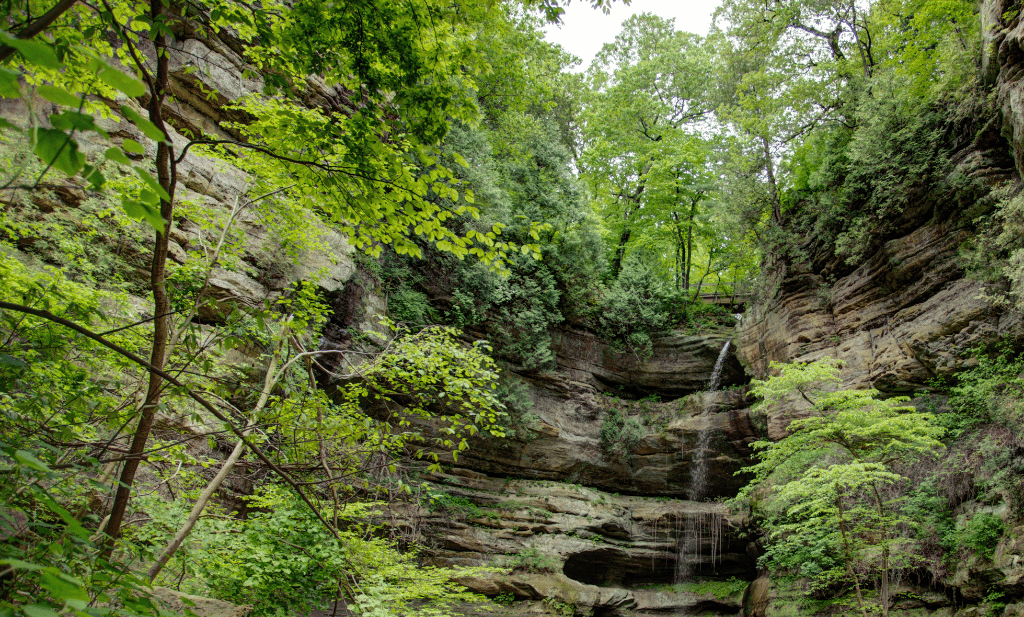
[675,341,730,584]
[704,341,731,395]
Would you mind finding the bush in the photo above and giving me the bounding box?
[953,512,1005,560]
[431,493,492,520]
[600,407,645,460]
[508,546,560,573]
[947,343,1024,432]
[388,286,433,326]
[599,254,668,358]
[495,376,541,440]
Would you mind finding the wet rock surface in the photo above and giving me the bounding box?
[550,324,746,398]
[414,380,759,500]
[399,474,754,615]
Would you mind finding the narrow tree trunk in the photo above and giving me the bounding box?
[102,0,178,555]
[761,136,783,228]
[685,197,697,291]
[837,494,869,617]
[690,252,714,303]
[147,422,253,581]
[611,227,631,277]
[870,483,890,617]
[670,211,685,291]
[673,178,683,290]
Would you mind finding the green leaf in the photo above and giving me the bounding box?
[140,189,159,205]
[105,148,131,165]
[37,494,90,539]
[0,68,20,98]
[40,570,90,601]
[49,111,99,133]
[13,450,48,472]
[134,167,171,202]
[22,605,59,617]
[120,196,165,233]
[0,559,44,571]
[98,67,146,97]
[122,139,145,154]
[38,85,82,107]
[0,353,25,367]
[0,32,60,69]
[82,165,106,189]
[120,105,167,143]
[33,128,85,176]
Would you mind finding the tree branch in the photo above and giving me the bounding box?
[0,0,80,64]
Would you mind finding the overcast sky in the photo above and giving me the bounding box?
[542,0,723,70]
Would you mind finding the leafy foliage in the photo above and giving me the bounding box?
[951,512,1005,561]
[739,358,945,616]
[508,546,560,573]
[600,407,645,461]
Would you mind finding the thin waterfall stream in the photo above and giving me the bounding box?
[675,341,731,584]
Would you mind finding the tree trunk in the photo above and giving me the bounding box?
[870,483,890,617]
[611,227,631,277]
[761,136,783,228]
[146,422,253,581]
[670,211,685,291]
[102,0,178,555]
[690,252,714,303]
[685,195,698,290]
[837,494,870,617]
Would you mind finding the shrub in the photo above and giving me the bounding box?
[598,253,668,359]
[947,343,1024,432]
[600,408,645,460]
[495,376,541,440]
[508,546,560,573]
[388,286,433,326]
[431,493,487,519]
[954,512,1005,560]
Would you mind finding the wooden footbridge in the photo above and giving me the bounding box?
[697,292,751,312]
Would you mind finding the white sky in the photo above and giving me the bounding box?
[542,0,723,70]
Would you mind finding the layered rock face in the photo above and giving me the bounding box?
[550,325,746,398]
[407,470,753,616]
[735,123,1024,440]
[442,382,757,500]
[389,337,761,615]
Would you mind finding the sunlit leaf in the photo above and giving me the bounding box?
[33,128,85,176]
[13,450,48,472]
[0,32,59,69]
[120,105,167,142]
[105,148,132,165]
[99,67,146,97]
[38,85,82,107]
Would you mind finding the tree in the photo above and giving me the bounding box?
[711,0,979,259]
[581,14,719,281]
[738,359,944,617]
